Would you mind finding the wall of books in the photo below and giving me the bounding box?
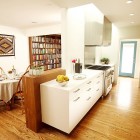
[29,34,61,70]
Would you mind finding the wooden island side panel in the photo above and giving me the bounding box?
[23,68,66,132]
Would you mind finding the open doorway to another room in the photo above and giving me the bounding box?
[119,41,137,78]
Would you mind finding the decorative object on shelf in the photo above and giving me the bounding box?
[56,75,69,87]
[0,34,15,56]
[100,57,110,64]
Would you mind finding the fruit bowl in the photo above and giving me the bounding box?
[57,81,68,87]
[56,75,69,87]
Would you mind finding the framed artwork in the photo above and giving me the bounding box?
[0,34,15,56]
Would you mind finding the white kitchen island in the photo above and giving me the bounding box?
[40,69,103,134]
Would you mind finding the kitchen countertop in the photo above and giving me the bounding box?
[41,69,102,91]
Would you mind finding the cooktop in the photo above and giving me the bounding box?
[85,65,111,70]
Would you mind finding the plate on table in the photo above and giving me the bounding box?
[14,76,21,80]
[0,77,4,81]
[73,74,86,80]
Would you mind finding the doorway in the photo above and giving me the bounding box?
[119,41,137,78]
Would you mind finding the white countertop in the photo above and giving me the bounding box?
[41,69,102,91]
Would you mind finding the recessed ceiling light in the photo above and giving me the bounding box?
[126,0,133,4]
[131,21,135,24]
[32,22,37,24]
[129,13,134,16]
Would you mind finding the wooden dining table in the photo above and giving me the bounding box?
[0,79,19,104]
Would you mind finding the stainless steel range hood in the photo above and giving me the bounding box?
[84,21,103,46]
[84,16,112,47]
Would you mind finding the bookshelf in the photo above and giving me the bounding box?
[29,34,61,70]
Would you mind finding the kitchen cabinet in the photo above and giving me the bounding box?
[84,4,104,46]
[103,16,112,46]
[40,70,103,133]
[29,34,61,70]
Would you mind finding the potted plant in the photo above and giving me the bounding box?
[100,58,110,64]
[29,66,44,76]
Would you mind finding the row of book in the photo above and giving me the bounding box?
[32,54,61,61]
[33,60,61,68]
[32,48,61,55]
[32,43,61,49]
[44,64,61,70]
[32,36,61,44]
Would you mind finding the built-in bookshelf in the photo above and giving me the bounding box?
[29,34,61,70]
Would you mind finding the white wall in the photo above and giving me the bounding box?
[61,6,85,73]
[0,24,61,75]
[25,24,61,36]
[119,25,140,39]
[95,24,120,84]
[0,25,29,75]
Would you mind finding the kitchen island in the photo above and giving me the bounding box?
[40,69,103,133]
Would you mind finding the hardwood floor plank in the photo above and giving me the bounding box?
[0,77,140,140]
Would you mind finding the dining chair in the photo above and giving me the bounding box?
[0,100,7,111]
[11,65,30,114]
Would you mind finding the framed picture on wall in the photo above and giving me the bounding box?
[0,34,15,56]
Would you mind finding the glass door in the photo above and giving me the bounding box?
[119,41,137,77]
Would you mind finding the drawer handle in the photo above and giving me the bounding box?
[73,88,80,93]
[87,81,92,84]
[96,89,99,91]
[87,97,91,101]
[96,81,100,84]
[97,76,100,78]
[73,97,80,102]
[87,88,91,91]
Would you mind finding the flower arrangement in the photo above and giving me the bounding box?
[71,59,77,74]
[72,59,77,63]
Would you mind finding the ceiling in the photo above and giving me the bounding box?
[0,0,140,29]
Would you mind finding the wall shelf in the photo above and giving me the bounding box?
[29,34,61,70]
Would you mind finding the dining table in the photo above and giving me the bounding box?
[0,79,19,103]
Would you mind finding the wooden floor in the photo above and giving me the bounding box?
[0,77,140,140]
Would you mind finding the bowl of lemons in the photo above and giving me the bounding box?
[56,75,69,87]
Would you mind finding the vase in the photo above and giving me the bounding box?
[72,63,75,74]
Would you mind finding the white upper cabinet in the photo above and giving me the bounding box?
[84,4,104,46]
[102,16,112,46]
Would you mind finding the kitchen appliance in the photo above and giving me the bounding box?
[86,64,114,96]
